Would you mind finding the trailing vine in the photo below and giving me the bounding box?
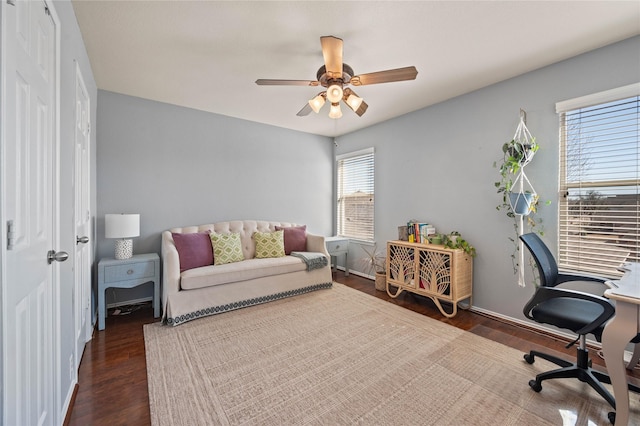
[442,231,476,257]
[494,137,549,283]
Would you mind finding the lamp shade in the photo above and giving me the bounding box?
[105,214,140,239]
[346,93,363,111]
[309,93,326,114]
[308,94,326,113]
[326,84,343,103]
[329,102,342,119]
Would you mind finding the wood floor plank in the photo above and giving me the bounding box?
[64,271,639,425]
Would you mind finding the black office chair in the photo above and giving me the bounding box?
[520,233,640,422]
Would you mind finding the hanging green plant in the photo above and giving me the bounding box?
[495,137,539,214]
[493,113,549,286]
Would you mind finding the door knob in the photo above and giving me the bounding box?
[47,250,69,264]
[76,236,89,244]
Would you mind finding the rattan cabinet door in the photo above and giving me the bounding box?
[418,249,452,300]
[388,243,416,288]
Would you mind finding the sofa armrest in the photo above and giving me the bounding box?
[306,233,330,257]
[161,231,181,311]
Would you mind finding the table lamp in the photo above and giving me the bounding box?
[105,213,140,259]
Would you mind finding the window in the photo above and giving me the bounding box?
[337,148,374,241]
[557,84,639,278]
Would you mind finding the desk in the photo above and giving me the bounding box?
[98,253,160,330]
[603,263,640,425]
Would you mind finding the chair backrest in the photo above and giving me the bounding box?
[519,233,558,287]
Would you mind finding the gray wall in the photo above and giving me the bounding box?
[96,91,334,304]
[336,35,640,322]
[96,36,639,322]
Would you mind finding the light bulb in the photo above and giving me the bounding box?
[308,94,325,113]
[329,102,342,119]
[346,93,363,111]
[326,84,343,103]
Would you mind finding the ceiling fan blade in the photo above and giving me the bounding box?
[255,79,319,86]
[350,66,418,86]
[320,36,343,79]
[296,103,313,117]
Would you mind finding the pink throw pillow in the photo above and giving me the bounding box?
[275,225,307,255]
[172,231,214,272]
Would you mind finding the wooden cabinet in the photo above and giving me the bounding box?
[386,240,473,318]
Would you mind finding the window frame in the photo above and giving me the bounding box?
[556,83,640,278]
[336,147,375,242]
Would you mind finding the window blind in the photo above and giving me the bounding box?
[557,85,639,278]
[336,148,375,241]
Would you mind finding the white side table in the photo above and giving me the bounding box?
[97,253,160,330]
[325,236,349,276]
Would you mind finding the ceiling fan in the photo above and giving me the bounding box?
[255,36,418,119]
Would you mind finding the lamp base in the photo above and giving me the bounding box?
[114,239,133,260]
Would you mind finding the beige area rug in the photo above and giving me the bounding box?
[144,283,640,425]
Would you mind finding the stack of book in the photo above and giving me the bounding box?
[406,221,436,243]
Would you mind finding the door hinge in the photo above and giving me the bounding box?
[7,220,15,250]
[7,0,16,6]
[44,4,50,16]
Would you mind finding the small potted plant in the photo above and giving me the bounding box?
[442,231,476,257]
[495,137,540,217]
[508,191,538,215]
[360,243,387,291]
[503,138,538,170]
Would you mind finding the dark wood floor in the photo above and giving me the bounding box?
[64,271,639,425]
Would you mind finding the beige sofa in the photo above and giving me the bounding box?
[161,220,332,326]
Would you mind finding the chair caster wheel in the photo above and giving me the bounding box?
[529,379,542,392]
[608,411,615,424]
[524,353,535,364]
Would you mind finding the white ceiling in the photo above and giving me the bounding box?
[72,1,640,137]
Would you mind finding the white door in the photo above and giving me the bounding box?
[73,61,91,369]
[2,1,61,425]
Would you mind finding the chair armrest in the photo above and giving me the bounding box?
[557,273,605,284]
[523,286,615,337]
[306,233,330,257]
[161,231,181,297]
[556,273,609,296]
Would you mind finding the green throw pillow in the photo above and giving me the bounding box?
[210,233,244,265]
[254,230,285,259]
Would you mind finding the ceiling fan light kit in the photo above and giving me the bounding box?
[344,88,363,111]
[256,35,418,119]
[326,84,344,103]
[309,93,326,113]
[329,103,343,119]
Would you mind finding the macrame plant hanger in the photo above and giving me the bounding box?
[510,109,537,287]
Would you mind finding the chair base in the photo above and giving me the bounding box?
[524,346,640,412]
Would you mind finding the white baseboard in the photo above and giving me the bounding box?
[348,269,375,280]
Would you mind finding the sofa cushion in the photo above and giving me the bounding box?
[171,221,303,260]
[172,231,213,272]
[254,230,285,259]
[275,225,307,255]
[180,256,307,290]
[210,233,244,265]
